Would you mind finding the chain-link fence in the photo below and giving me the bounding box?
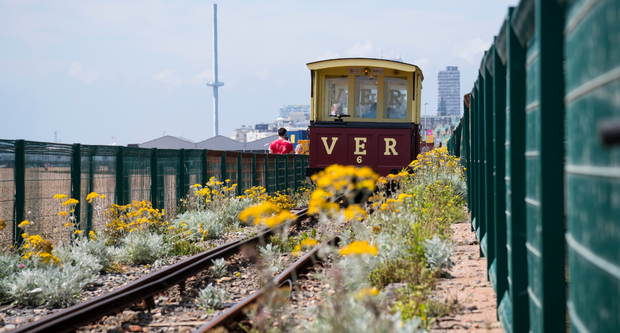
[0,139,309,250]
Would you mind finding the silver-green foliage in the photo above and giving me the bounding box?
[197,283,229,310]
[121,232,168,265]
[54,237,114,271]
[423,235,454,272]
[258,243,285,274]
[301,295,425,333]
[0,258,99,307]
[0,253,23,280]
[209,258,228,278]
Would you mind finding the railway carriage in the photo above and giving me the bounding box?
[305,58,424,176]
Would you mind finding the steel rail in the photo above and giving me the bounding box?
[11,208,308,333]
[195,233,340,332]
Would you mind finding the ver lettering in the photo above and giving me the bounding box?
[321,137,338,155]
[354,137,367,155]
[384,138,398,155]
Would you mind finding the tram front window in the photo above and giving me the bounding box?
[355,76,378,118]
[384,77,408,119]
[324,76,348,117]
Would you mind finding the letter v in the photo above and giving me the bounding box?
[321,137,338,155]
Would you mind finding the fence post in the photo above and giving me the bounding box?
[237,153,242,196]
[116,147,124,205]
[86,155,94,235]
[71,144,81,231]
[275,155,280,193]
[150,148,158,209]
[251,154,256,187]
[221,151,226,182]
[201,150,208,185]
[13,140,25,247]
[179,149,186,202]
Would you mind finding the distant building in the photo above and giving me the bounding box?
[139,136,197,149]
[437,66,461,117]
[420,115,461,138]
[279,105,310,119]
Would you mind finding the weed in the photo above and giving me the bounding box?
[198,283,229,310]
[210,258,228,278]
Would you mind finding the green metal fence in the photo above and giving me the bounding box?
[447,0,620,332]
[0,139,309,250]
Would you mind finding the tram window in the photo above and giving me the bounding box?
[384,77,408,119]
[354,76,378,119]
[324,76,348,117]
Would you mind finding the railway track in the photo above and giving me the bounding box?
[196,233,339,332]
[11,207,311,333]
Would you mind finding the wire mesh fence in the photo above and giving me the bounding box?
[0,139,309,250]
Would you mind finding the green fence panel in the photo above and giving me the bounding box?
[156,149,180,218]
[0,140,16,249]
[498,6,530,333]
[24,141,73,246]
[184,150,203,194]
[267,155,277,193]
[483,49,495,267]
[471,87,478,233]
[523,0,567,331]
[478,66,488,254]
[207,151,223,182]
[565,0,620,332]
[123,147,152,205]
[240,153,253,193]
[491,36,508,307]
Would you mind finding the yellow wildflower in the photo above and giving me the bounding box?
[0,219,6,231]
[53,194,68,200]
[339,241,378,256]
[86,192,99,203]
[301,239,318,248]
[18,220,30,228]
[74,230,83,235]
[355,287,380,300]
[62,198,79,206]
[58,211,69,217]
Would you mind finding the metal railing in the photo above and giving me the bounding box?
[0,139,309,249]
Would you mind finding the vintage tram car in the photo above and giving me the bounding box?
[305,58,424,177]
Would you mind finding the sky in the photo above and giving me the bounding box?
[0,0,519,145]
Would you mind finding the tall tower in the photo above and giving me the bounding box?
[436,66,460,117]
[207,3,224,137]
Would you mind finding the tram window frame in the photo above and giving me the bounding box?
[317,69,415,123]
[323,75,349,117]
[383,76,408,119]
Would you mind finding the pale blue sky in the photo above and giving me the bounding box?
[0,0,518,145]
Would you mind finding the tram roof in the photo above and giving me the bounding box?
[306,58,424,80]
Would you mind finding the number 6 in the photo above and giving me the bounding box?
[357,156,362,163]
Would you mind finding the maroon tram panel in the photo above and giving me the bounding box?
[309,125,416,176]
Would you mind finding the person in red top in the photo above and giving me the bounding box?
[269,128,294,154]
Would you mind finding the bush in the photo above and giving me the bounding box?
[198,283,229,310]
[209,258,228,278]
[258,243,285,274]
[121,232,168,265]
[53,237,114,271]
[423,235,454,273]
[0,259,99,307]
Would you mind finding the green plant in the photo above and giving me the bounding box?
[169,239,206,256]
[368,258,431,290]
[121,231,168,265]
[198,283,230,310]
[423,235,454,273]
[210,258,228,278]
[258,243,285,274]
